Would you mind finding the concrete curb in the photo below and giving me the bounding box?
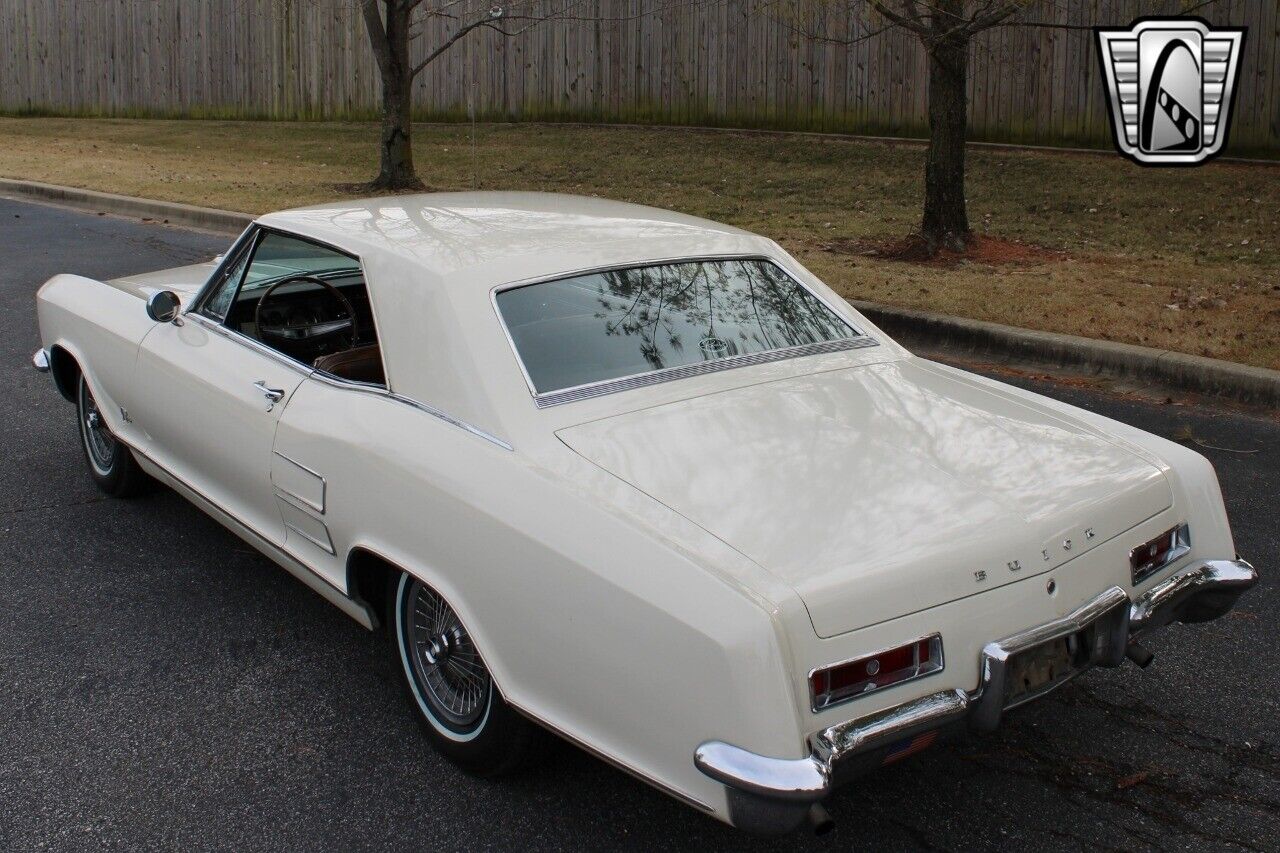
[853,300,1280,409]
[3,177,1276,408]
[0,178,252,233]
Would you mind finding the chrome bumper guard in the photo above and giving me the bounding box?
[695,557,1257,834]
[32,348,50,373]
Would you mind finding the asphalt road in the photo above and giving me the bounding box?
[2,197,1277,852]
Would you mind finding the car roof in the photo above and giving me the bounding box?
[253,191,825,446]
[255,191,770,291]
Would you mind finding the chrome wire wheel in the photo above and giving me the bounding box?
[396,575,493,738]
[78,377,117,475]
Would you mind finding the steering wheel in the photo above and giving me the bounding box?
[254,275,360,353]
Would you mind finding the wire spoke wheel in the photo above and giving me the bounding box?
[398,576,492,735]
[78,379,117,474]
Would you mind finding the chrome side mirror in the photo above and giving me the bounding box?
[146,290,182,324]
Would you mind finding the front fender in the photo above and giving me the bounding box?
[36,274,155,437]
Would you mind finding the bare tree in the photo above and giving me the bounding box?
[359,1,496,190]
[893,4,1019,250]
[360,0,604,190]
[783,1,1222,255]
[864,1,1032,252]
[763,0,1031,252]
[358,1,719,190]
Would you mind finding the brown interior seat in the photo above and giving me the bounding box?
[313,344,385,385]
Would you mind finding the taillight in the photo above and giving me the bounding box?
[809,635,943,712]
[1130,523,1190,584]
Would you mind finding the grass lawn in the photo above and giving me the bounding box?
[3,117,1277,370]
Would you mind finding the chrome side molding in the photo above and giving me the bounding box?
[184,312,514,451]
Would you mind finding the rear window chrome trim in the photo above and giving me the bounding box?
[534,337,879,408]
[489,254,878,407]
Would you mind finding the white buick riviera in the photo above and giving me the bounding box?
[34,193,1256,835]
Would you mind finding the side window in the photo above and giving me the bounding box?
[204,229,385,386]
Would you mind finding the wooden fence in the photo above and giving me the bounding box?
[1,0,1276,153]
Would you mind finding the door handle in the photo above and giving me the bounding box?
[253,380,286,411]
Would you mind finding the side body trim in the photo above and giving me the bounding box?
[183,313,513,451]
[511,704,714,815]
[272,449,327,514]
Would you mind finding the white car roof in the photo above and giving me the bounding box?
[251,192,887,447]
[253,192,795,439]
[256,191,770,291]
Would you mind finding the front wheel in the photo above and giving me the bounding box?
[77,375,147,497]
[390,572,550,775]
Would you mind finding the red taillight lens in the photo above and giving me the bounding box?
[810,635,943,711]
[1130,523,1190,584]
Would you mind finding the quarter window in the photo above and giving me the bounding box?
[201,242,252,322]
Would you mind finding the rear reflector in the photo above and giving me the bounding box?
[809,634,943,712]
[1130,523,1190,585]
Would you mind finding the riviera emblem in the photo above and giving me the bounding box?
[1095,17,1245,166]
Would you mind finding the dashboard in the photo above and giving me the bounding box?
[226,276,378,363]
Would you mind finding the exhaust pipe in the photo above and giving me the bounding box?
[807,802,835,836]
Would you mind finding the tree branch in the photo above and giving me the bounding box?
[1011,0,1222,31]
[359,0,393,79]
[409,11,500,79]
[964,0,1026,35]
[867,0,930,37]
[408,0,728,76]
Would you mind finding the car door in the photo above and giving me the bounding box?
[133,317,307,545]
[130,227,316,545]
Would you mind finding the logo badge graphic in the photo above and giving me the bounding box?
[1096,18,1245,165]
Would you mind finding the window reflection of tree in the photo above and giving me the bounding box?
[593,261,850,370]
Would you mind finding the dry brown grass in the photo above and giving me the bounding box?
[3,117,1277,370]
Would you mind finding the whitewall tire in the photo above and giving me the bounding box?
[388,572,551,775]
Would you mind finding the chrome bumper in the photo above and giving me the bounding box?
[32,348,50,373]
[695,558,1257,835]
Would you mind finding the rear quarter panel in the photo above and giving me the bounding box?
[273,377,808,817]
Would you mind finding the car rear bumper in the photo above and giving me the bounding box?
[694,557,1258,835]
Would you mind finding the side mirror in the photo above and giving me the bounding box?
[146,290,182,324]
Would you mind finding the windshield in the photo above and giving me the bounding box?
[495,259,860,396]
[240,232,361,292]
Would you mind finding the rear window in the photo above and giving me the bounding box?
[495,259,861,397]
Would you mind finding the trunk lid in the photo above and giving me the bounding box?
[557,360,1171,637]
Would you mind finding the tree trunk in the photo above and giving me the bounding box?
[374,66,422,190]
[921,30,972,253]
[367,2,424,191]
